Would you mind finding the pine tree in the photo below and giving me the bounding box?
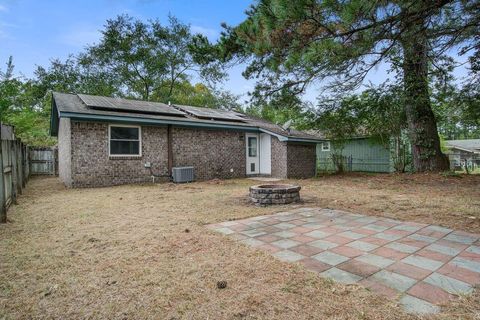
[220,0,479,171]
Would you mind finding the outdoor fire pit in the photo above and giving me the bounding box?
[249,184,301,205]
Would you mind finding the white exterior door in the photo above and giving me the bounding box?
[259,133,271,175]
[246,133,259,175]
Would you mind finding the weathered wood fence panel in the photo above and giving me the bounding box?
[1,123,31,223]
[29,148,56,175]
[2,140,13,208]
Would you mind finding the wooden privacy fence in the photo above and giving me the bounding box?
[0,123,59,222]
[29,147,57,175]
[0,124,30,223]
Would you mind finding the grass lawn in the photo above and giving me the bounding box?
[0,173,479,319]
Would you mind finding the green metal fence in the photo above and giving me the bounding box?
[317,157,392,173]
[317,138,393,173]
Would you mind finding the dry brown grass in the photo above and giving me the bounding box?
[303,173,480,233]
[304,174,480,233]
[0,173,479,319]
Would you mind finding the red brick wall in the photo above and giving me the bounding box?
[172,127,246,180]
[70,121,168,187]
[286,143,316,178]
[65,121,316,187]
[58,118,72,187]
[270,136,288,179]
[69,121,246,187]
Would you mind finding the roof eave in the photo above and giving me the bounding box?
[58,111,325,142]
[258,128,325,143]
[286,137,326,143]
[446,145,477,153]
[59,112,260,132]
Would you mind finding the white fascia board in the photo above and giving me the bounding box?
[259,128,289,141]
[258,128,325,143]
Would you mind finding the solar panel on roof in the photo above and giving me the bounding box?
[174,104,245,122]
[78,94,186,117]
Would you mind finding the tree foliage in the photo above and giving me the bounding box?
[160,81,241,110]
[0,14,238,146]
[0,57,56,145]
[34,56,119,97]
[245,88,315,129]
[220,0,478,92]
[87,14,226,101]
[218,0,479,171]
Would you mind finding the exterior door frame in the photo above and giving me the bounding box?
[246,133,260,175]
[259,133,271,175]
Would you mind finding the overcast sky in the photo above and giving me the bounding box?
[0,0,471,104]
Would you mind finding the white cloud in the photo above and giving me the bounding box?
[59,28,102,48]
[0,4,8,12]
[191,25,220,40]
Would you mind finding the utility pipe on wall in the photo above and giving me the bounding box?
[167,124,173,175]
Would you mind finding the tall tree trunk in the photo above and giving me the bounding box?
[401,16,449,172]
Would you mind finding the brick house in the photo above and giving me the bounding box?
[50,92,323,187]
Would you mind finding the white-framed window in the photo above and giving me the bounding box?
[321,141,330,152]
[247,136,258,157]
[108,124,142,157]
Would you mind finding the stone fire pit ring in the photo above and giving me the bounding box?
[249,184,301,205]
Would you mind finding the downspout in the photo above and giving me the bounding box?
[148,124,174,182]
[167,124,173,177]
[258,133,261,175]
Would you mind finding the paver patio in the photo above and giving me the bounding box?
[208,207,480,315]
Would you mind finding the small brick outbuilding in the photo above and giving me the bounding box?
[50,92,323,187]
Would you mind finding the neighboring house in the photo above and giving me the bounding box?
[444,139,480,170]
[50,92,323,187]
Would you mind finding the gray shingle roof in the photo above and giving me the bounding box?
[243,115,323,140]
[52,92,324,142]
[445,139,480,153]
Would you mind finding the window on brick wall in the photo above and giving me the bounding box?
[109,125,141,156]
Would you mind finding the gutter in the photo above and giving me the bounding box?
[59,112,260,132]
[259,128,324,144]
[287,137,326,143]
[446,145,478,154]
